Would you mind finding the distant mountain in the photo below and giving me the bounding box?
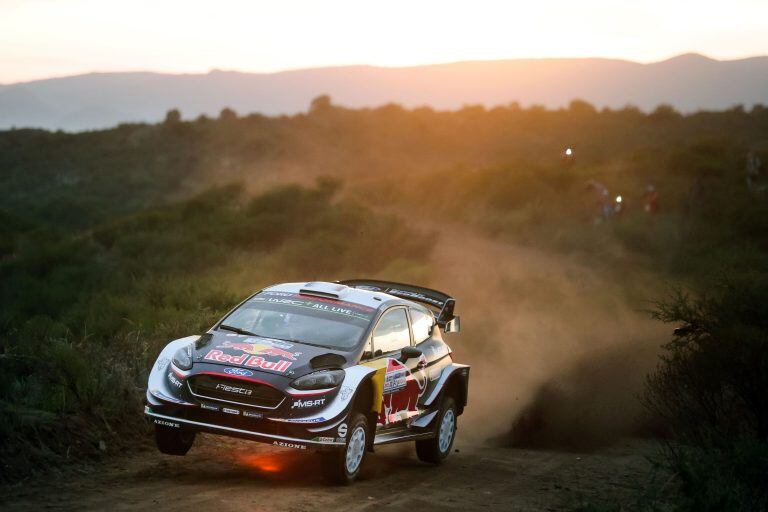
[2,53,767,131]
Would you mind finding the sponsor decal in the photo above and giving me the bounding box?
[215,383,253,396]
[377,358,428,427]
[221,338,299,357]
[243,410,263,419]
[273,441,306,450]
[336,437,346,443]
[309,303,358,317]
[271,416,326,424]
[313,436,335,443]
[155,357,170,371]
[252,292,375,320]
[222,407,240,415]
[337,423,348,438]
[154,419,180,428]
[200,403,220,411]
[293,293,375,314]
[204,349,293,373]
[383,361,407,393]
[357,285,441,305]
[339,386,354,401]
[388,288,444,308]
[167,371,183,388]
[291,398,326,409]
[224,367,254,377]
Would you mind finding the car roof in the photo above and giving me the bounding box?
[264,281,402,310]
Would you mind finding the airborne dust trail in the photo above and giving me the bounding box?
[424,224,667,447]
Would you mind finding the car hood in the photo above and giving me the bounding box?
[192,331,352,379]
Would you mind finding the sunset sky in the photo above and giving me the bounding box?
[2,0,767,84]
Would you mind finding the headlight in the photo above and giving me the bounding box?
[172,345,193,371]
[291,369,344,390]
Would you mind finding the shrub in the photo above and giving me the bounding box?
[644,278,768,510]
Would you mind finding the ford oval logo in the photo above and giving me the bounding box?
[224,367,254,377]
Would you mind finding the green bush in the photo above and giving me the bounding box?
[644,279,768,510]
[666,441,768,512]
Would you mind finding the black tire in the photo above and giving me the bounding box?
[416,396,457,464]
[155,424,195,455]
[321,412,369,485]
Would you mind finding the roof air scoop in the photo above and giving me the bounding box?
[299,281,348,299]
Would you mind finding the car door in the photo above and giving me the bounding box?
[368,307,423,427]
[410,306,451,403]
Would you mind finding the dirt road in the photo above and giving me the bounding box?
[2,435,657,511]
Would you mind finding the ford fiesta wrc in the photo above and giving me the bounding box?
[145,280,469,484]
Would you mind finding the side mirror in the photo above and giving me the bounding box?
[399,346,423,362]
[444,316,461,333]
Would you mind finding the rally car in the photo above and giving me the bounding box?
[145,280,469,484]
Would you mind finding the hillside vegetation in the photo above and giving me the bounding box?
[2,100,768,508]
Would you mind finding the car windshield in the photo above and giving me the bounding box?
[218,291,377,350]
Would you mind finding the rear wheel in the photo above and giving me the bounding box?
[155,424,195,455]
[416,396,457,464]
[321,412,368,485]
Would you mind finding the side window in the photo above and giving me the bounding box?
[361,338,374,360]
[372,308,411,355]
[410,308,434,344]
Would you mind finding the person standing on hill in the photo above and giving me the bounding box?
[586,180,612,221]
[643,185,659,213]
[746,150,765,194]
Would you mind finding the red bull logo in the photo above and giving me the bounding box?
[204,349,293,373]
[220,340,301,361]
[377,359,426,426]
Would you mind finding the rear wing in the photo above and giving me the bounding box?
[338,279,459,332]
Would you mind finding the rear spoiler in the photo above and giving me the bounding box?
[338,279,459,332]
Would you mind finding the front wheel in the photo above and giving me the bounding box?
[416,396,457,464]
[321,412,369,485]
[155,424,195,455]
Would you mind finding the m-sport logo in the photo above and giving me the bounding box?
[224,367,254,377]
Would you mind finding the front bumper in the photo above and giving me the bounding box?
[145,405,345,449]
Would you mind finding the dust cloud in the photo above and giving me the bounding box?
[426,225,668,449]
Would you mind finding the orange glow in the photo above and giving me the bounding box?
[236,453,284,473]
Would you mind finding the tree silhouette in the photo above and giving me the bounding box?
[219,108,237,121]
[164,109,181,124]
[568,99,597,115]
[310,95,332,114]
[649,104,681,122]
